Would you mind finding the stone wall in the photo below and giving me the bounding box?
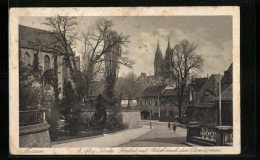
[119,111,142,129]
[20,123,51,148]
[81,109,142,129]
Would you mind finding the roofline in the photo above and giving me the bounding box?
[19,24,52,33]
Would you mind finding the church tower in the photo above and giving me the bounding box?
[154,41,163,77]
[165,38,173,77]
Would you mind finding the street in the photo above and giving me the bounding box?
[52,120,187,147]
[118,121,187,147]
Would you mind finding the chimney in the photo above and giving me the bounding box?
[207,74,209,79]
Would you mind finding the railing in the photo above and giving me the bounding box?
[200,127,217,142]
[19,109,46,126]
[187,123,233,146]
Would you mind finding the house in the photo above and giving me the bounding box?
[136,85,189,120]
[196,74,223,102]
[160,87,190,120]
[185,64,233,146]
[136,85,167,119]
[216,85,232,126]
[186,74,224,126]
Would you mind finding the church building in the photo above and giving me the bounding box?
[154,38,173,79]
[19,25,80,99]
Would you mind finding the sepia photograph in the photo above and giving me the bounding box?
[9,7,240,155]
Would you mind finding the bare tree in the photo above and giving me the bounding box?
[171,40,203,122]
[29,16,83,101]
[115,72,144,108]
[81,18,134,102]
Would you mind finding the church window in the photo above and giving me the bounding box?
[62,58,67,80]
[44,55,50,71]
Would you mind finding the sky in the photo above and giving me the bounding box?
[20,16,233,78]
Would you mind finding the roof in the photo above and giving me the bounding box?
[221,63,233,85]
[161,87,189,97]
[19,25,73,55]
[197,74,223,97]
[192,78,208,92]
[212,74,224,82]
[136,85,167,98]
[217,85,232,101]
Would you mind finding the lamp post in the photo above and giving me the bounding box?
[218,73,222,126]
[158,93,160,119]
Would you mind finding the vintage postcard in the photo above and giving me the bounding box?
[9,7,240,155]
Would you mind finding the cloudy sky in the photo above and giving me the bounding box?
[20,16,232,78]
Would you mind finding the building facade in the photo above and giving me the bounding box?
[135,85,189,120]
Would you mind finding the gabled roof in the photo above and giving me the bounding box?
[161,87,189,97]
[221,63,233,85]
[197,74,223,96]
[192,77,208,92]
[136,85,167,98]
[19,25,73,55]
[217,85,232,101]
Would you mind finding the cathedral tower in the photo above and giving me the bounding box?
[165,38,173,78]
[154,41,163,76]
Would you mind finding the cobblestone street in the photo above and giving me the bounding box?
[118,121,187,147]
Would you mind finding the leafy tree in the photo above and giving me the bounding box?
[90,94,107,131]
[19,57,43,110]
[46,102,61,141]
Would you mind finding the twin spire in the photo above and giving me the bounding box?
[156,37,171,50]
[155,37,172,62]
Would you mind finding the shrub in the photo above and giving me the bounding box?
[89,94,107,131]
[63,106,85,135]
[105,113,126,132]
[46,103,61,141]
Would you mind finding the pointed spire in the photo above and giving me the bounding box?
[155,39,162,62]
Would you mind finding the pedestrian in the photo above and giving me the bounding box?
[168,122,171,130]
[173,123,177,134]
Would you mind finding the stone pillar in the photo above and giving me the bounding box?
[216,128,224,146]
[19,123,51,148]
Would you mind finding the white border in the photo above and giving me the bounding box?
[9,7,240,155]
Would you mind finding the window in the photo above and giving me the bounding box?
[24,52,30,66]
[62,58,67,79]
[155,100,157,106]
[44,55,50,71]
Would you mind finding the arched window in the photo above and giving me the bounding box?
[62,58,67,80]
[54,57,58,72]
[23,52,30,66]
[44,55,50,71]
